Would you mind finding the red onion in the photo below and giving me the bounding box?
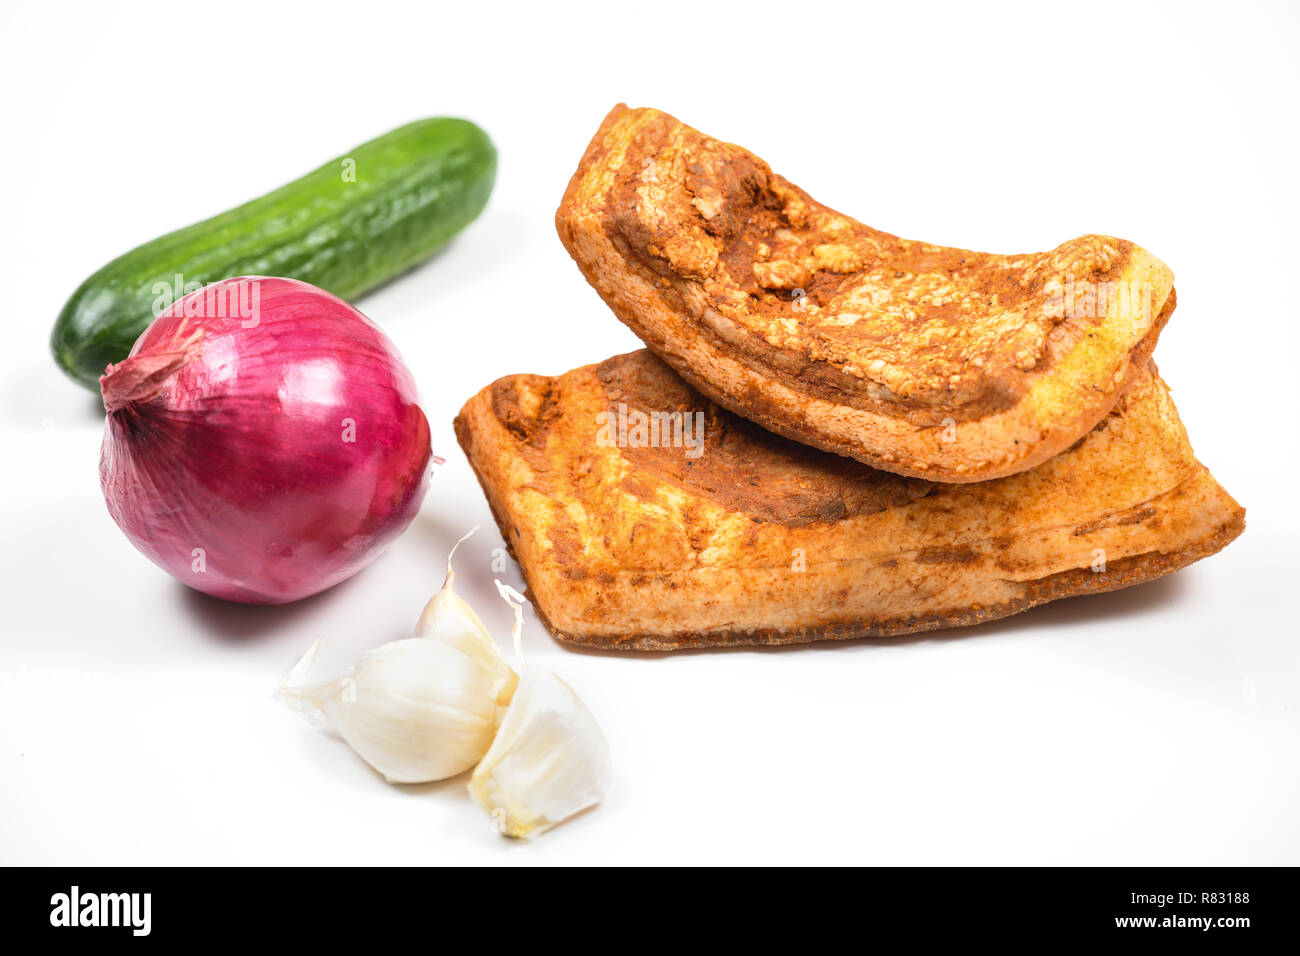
[99,277,432,604]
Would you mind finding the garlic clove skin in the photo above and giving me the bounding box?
[275,638,332,728]
[468,665,612,838]
[414,532,517,708]
[279,638,504,784]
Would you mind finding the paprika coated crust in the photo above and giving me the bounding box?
[555,105,1177,482]
[453,350,1244,651]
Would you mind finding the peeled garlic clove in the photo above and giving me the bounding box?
[415,527,517,707]
[468,582,612,838]
[278,638,504,784]
[469,666,612,838]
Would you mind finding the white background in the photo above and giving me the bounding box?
[1,0,1296,865]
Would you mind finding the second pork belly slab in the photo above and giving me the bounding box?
[454,351,1243,651]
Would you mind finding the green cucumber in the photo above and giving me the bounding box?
[53,118,496,389]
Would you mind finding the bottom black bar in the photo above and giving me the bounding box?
[5,866,1291,943]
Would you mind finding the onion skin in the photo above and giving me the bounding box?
[99,277,432,604]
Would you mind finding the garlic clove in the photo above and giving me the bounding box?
[335,639,502,784]
[468,582,612,838]
[469,666,613,838]
[415,527,517,707]
[278,638,504,784]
